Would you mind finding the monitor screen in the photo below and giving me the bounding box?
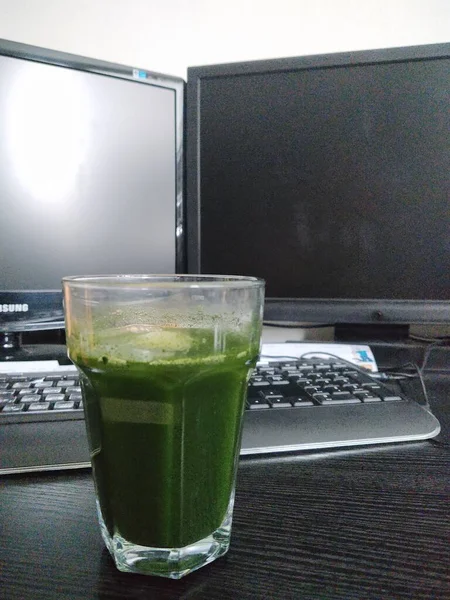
[186,43,450,326]
[0,40,184,333]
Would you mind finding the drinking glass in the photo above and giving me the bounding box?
[62,275,264,578]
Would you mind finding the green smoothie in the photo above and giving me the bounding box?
[73,327,258,549]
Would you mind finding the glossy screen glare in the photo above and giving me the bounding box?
[6,65,90,205]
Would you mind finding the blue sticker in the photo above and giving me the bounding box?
[132,69,147,80]
[356,350,373,363]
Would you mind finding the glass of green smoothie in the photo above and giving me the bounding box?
[62,275,264,579]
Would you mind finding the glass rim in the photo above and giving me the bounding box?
[62,274,265,290]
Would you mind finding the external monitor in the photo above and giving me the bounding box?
[0,39,184,349]
[186,43,450,339]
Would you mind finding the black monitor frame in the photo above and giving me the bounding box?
[186,43,450,328]
[0,38,185,334]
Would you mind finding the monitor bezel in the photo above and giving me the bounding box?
[0,38,185,332]
[186,42,450,325]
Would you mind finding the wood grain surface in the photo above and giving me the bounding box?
[1,375,449,600]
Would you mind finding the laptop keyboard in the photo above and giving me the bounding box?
[0,358,404,424]
[0,374,83,423]
[247,359,404,407]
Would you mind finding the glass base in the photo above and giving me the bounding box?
[97,495,234,579]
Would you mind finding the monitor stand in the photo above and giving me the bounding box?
[0,330,69,363]
[0,331,29,361]
[334,323,410,342]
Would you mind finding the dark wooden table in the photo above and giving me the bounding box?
[1,373,449,600]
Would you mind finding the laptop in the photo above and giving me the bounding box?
[0,342,440,474]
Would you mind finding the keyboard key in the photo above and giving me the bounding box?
[18,388,39,395]
[382,396,404,402]
[360,396,382,403]
[43,387,62,395]
[12,382,32,389]
[248,398,271,410]
[354,391,374,399]
[312,393,331,402]
[249,380,270,387]
[320,398,361,405]
[330,392,356,400]
[28,402,51,411]
[333,377,350,384]
[267,375,289,385]
[362,383,381,390]
[307,372,321,379]
[292,398,314,407]
[2,403,25,412]
[56,380,76,387]
[270,398,293,408]
[347,373,370,384]
[21,395,43,403]
[260,390,285,400]
[331,363,347,370]
[32,381,50,389]
[322,385,340,393]
[66,386,82,394]
[0,383,10,390]
[289,376,311,384]
[0,391,15,399]
[45,394,66,402]
[54,401,76,410]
